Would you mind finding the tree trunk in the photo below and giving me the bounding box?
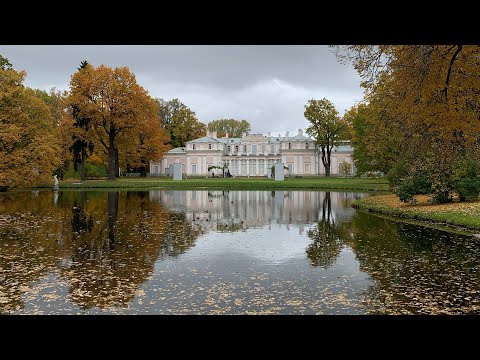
[324,161,330,177]
[108,131,116,180]
[140,158,147,177]
[115,148,120,178]
[80,146,86,181]
[321,146,331,177]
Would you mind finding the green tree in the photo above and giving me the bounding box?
[207,119,251,138]
[156,98,206,148]
[304,98,348,177]
[170,107,206,148]
[344,101,402,176]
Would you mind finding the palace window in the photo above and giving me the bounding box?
[288,143,291,149]
[259,159,265,174]
[243,145,247,153]
[228,146,231,152]
[193,144,195,150]
[209,144,212,149]
[271,144,274,153]
[252,144,257,155]
[305,142,309,149]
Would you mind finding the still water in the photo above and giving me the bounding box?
[1,190,479,314]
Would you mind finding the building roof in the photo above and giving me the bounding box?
[286,134,312,141]
[166,147,187,154]
[267,137,283,144]
[187,136,221,143]
[217,138,242,144]
[333,145,354,153]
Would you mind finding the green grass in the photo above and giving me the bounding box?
[51,177,390,191]
[353,195,480,231]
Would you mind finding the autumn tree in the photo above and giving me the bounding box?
[69,64,168,180]
[69,61,95,181]
[344,100,402,176]
[156,98,206,148]
[338,161,352,178]
[207,119,251,138]
[335,45,480,202]
[31,87,73,180]
[0,55,61,187]
[304,98,348,177]
[121,103,170,176]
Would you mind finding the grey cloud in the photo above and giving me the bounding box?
[0,45,363,135]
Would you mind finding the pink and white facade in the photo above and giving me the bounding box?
[149,129,355,177]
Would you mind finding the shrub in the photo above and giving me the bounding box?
[387,161,408,187]
[455,177,480,201]
[84,163,107,178]
[396,181,417,203]
[394,171,432,203]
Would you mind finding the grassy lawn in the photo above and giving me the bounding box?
[353,194,480,231]
[52,177,390,191]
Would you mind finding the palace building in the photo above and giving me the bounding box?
[149,129,355,177]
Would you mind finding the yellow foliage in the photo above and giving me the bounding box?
[68,64,169,178]
[0,65,61,187]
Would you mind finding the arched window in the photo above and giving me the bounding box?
[243,145,247,153]
[228,146,231,152]
[209,144,212,150]
[235,146,239,153]
[193,144,195,150]
[305,142,309,149]
[288,143,291,149]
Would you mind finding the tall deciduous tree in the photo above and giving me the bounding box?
[122,103,170,176]
[69,61,94,181]
[0,55,61,187]
[207,119,251,138]
[335,45,480,202]
[32,87,72,179]
[156,98,206,148]
[304,98,347,177]
[69,64,168,180]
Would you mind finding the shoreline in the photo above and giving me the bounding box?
[23,177,389,192]
[352,194,480,232]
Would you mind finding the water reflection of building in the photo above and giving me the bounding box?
[149,190,365,233]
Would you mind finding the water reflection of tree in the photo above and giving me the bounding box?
[0,190,204,312]
[0,191,64,313]
[61,191,204,309]
[306,192,348,269]
[346,211,480,314]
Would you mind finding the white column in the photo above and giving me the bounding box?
[203,156,207,175]
[255,159,259,175]
[246,159,249,176]
[293,155,298,174]
[299,154,303,174]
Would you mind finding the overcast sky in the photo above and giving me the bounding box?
[0,45,363,136]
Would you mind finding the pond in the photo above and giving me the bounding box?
[0,190,479,314]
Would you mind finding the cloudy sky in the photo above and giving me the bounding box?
[0,45,363,135]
